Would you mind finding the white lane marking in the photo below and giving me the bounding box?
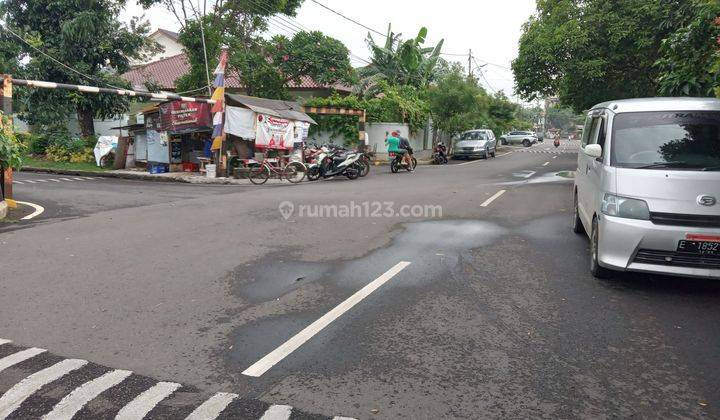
[542,162,550,166]
[12,181,23,185]
[0,339,10,346]
[43,369,133,420]
[0,348,46,373]
[480,190,506,207]
[184,392,237,420]
[14,201,44,220]
[81,177,96,180]
[333,417,357,420]
[115,381,181,420]
[495,151,513,157]
[0,359,88,419]
[58,178,74,181]
[456,159,483,166]
[243,261,412,377]
[553,156,558,159]
[71,177,86,181]
[36,179,48,183]
[48,179,61,182]
[260,404,293,420]
[24,180,37,184]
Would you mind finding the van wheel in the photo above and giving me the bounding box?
[590,217,613,279]
[572,192,585,234]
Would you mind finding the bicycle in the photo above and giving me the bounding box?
[248,155,307,185]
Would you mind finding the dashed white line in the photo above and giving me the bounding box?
[480,190,506,207]
[243,261,412,377]
[0,339,10,346]
[12,181,23,185]
[48,179,61,182]
[81,177,96,180]
[71,177,86,181]
[0,348,46,373]
[36,179,48,183]
[58,178,74,181]
[0,359,88,419]
[185,392,237,420]
[24,180,37,184]
[260,404,293,420]
[115,381,181,420]
[542,162,550,166]
[553,156,558,159]
[43,369,133,420]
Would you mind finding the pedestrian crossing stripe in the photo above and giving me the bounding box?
[0,338,356,420]
[13,176,101,185]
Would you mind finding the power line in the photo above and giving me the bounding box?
[0,21,129,90]
[309,0,386,38]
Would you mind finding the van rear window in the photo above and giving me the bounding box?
[611,111,720,170]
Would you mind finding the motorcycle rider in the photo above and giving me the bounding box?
[434,141,447,163]
[386,130,407,165]
[399,134,414,170]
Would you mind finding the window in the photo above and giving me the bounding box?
[611,111,720,169]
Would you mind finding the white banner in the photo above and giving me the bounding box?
[256,114,294,150]
[225,106,256,139]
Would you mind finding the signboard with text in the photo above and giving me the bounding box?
[255,114,294,150]
[159,101,212,132]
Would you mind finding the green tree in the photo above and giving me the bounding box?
[1,0,155,136]
[358,25,444,96]
[145,0,352,99]
[512,0,689,112]
[656,0,720,97]
[427,64,489,136]
[546,105,582,131]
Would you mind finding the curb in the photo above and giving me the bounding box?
[19,167,216,184]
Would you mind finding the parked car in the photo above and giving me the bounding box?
[499,131,538,147]
[573,97,720,280]
[452,129,497,159]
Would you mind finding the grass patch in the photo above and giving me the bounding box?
[21,156,109,172]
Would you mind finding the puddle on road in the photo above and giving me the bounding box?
[231,220,507,304]
[498,171,574,186]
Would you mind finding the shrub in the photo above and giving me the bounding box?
[45,144,72,162]
[0,117,26,169]
[70,147,95,163]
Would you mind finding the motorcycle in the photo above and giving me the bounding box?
[306,146,362,180]
[432,144,448,164]
[389,152,417,173]
[553,138,560,148]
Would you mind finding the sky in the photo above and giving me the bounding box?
[120,0,538,101]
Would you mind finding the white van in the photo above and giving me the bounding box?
[573,98,720,279]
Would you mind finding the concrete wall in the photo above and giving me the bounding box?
[13,114,128,137]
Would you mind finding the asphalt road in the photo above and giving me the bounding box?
[1,140,718,419]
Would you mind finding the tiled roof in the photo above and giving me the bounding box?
[121,52,352,93]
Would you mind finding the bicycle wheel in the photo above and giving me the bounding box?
[283,161,307,184]
[248,164,270,185]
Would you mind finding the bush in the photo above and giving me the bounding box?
[70,148,95,163]
[0,117,26,169]
[45,144,72,162]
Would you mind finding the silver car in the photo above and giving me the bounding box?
[573,97,720,279]
[500,131,538,147]
[452,129,497,159]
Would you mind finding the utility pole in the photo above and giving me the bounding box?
[468,49,473,79]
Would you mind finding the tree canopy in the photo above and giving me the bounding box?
[0,0,156,136]
[512,0,720,112]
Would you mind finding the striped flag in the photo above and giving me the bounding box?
[210,50,228,151]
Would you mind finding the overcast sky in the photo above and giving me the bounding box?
[121,0,538,101]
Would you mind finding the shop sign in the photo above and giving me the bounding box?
[255,114,294,149]
[159,101,212,131]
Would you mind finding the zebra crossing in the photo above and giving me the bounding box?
[0,338,354,420]
[516,148,579,155]
[13,176,103,185]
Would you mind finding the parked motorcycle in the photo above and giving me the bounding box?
[389,152,417,173]
[307,145,362,180]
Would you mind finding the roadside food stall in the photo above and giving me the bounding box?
[158,100,213,172]
[222,94,315,177]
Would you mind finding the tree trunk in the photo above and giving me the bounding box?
[77,106,95,137]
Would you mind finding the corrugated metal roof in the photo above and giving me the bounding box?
[225,94,316,124]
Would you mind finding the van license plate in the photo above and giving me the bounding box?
[677,240,720,256]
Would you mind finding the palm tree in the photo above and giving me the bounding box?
[357,25,444,97]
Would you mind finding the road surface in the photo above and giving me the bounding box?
[1,140,718,419]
